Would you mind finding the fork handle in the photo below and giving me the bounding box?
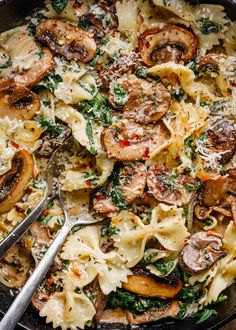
[0,191,50,260]
[0,222,71,330]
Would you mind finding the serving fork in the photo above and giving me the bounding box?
[0,137,100,330]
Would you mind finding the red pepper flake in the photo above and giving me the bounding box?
[119,139,130,147]
[130,133,141,140]
[73,2,82,9]
[142,193,149,202]
[175,156,180,161]
[11,141,19,149]
[146,41,150,49]
[47,277,54,289]
[86,180,92,186]
[17,71,24,76]
[43,210,50,216]
[96,194,103,201]
[142,147,150,160]
[15,205,25,214]
[25,187,33,194]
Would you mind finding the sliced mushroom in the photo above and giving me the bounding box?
[0,85,40,120]
[197,53,227,73]
[79,4,117,39]
[101,121,170,161]
[0,243,34,288]
[14,48,54,88]
[123,266,182,299]
[86,278,107,323]
[179,231,226,274]
[109,79,171,124]
[203,169,236,207]
[93,162,147,214]
[139,25,197,66]
[36,19,97,62]
[147,164,197,206]
[0,150,34,214]
[127,300,180,325]
[206,119,236,164]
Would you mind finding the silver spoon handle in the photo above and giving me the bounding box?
[0,191,50,260]
[0,222,71,330]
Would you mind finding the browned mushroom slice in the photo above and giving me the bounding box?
[147,164,197,206]
[202,168,236,207]
[123,273,183,299]
[197,53,227,73]
[14,48,54,88]
[36,19,97,62]
[93,162,147,214]
[99,308,129,325]
[110,79,171,124]
[0,150,34,214]
[0,85,40,120]
[101,121,169,161]
[127,300,180,325]
[0,243,34,288]
[206,120,236,164]
[86,278,107,323]
[179,231,226,274]
[139,25,197,66]
[79,4,117,38]
[194,203,212,220]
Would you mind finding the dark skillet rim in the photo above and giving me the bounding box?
[0,0,236,329]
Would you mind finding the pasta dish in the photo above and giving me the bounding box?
[0,0,235,328]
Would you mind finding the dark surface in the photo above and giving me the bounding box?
[0,0,236,329]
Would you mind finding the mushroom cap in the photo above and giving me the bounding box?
[36,19,97,62]
[0,150,34,214]
[179,231,226,274]
[139,25,197,66]
[0,85,40,120]
[147,164,197,206]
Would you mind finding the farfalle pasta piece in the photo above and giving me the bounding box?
[224,22,236,56]
[152,0,192,21]
[60,153,114,192]
[60,226,132,294]
[111,203,189,267]
[55,102,104,155]
[191,4,229,54]
[148,62,215,101]
[40,283,96,330]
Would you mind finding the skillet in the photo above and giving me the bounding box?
[0,0,235,329]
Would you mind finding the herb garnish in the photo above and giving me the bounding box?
[83,172,99,186]
[35,72,63,92]
[110,168,127,210]
[86,121,97,155]
[197,18,221,35]
[38,117,65,136]
[51,0,68,13]
[135,66,148,79]
[184,135,196,159]
[0,59,12,69]
[79,94,112,126]
[184,181,202,191]
[100,224,120,237]
[113,84,128,106]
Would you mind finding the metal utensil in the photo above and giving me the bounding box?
[0,137,99,330]
[0,137,75,259]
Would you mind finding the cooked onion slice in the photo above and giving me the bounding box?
[36,19,97,62]
[139,25,197,66]
[0,150,34,214]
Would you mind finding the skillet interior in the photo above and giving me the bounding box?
[0,0,235,329]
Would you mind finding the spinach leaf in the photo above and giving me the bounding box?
[39,215,53,225]
[100,224,120,237]
[107,290,164,315]
[86,121,97,155]
[113,84,128,106]
[203,218,214,226]
[184,135,196,159]
[110,188,126,210]
[38,117,65,136]
[184,181,202,191]
[0,59,12,69]
[35,72,62,92]
[197,18,221,35]
[135,66,148,79]
[155,259,175,276]
[79,94,112,126]
[178,286,196,301]
[51,0,68,13]
[192,308,217,324]
[171,87,185,101]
